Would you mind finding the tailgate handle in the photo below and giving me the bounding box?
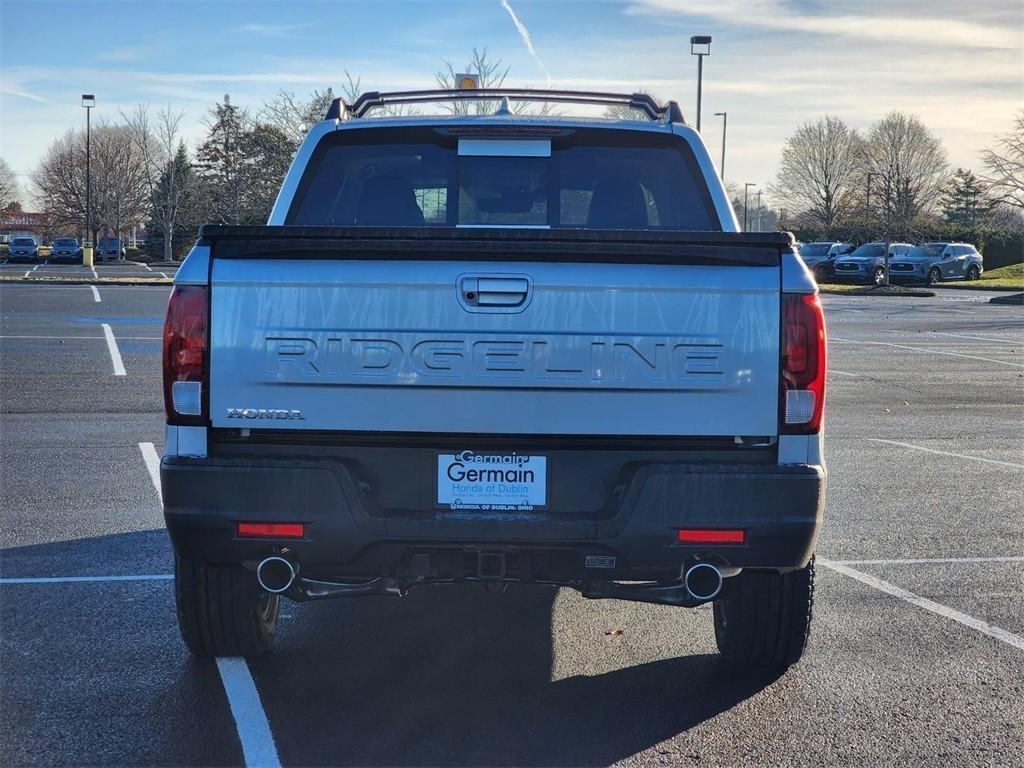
[460,276,530,307]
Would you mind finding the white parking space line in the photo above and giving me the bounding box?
[833,556,1024,566]
[868,438,1024,470]
[101,323,127,376]
[831,337,1024,368]
[159,271,169,279]
[137,441,280,768]
[91,267,98,279]
[90,285,101,302]
[22,269,30,278]
[216,658,283,768]
[828,369,858,377]
[927,331,1022,344]
[0,574,172,584]
[144,264,153,271]
[139,442,163,503]
[819,558,1024,652]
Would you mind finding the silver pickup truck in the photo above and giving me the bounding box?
[160,89,826,669]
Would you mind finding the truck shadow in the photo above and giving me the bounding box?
[253,583,782,767]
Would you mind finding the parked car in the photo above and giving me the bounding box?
[832,242,912,285]
[798,241,853,282]
[888,242,983,284]
[96,237,126,261]
[50,237,82,263]
[798,242,834,281]
[161,87,825,668]
[7,236,39,262]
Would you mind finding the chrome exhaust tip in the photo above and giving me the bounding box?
[684,562,723,601]
[257,556,297,594]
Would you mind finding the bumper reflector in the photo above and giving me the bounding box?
[237,522,305,539]
[677,528,746,544]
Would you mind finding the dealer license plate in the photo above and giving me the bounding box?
[436,451,547,511]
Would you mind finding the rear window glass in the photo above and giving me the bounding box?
[286,127,718,230]
[799,243,831,258]
[850,243,885,259]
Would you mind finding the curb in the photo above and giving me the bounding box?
[819,287,936,297]
[989,293,1024,305]
[0,277,172,287]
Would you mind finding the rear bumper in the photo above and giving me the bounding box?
[162,447,824,585]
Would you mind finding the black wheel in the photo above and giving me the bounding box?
[713,557,815,669]
[927,267,942,285]
[872,266,886,286]
[966,265,980,281]
[174,555,279,657]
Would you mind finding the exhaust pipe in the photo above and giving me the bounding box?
[684,562,723,601]
[257,556,297,594]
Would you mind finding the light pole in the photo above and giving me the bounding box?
[690,36,711,132]
[81,94,95,248]
[713,111,727,179]
[865,171,876,224]
[755,189,763,231]
[743,182,755,231]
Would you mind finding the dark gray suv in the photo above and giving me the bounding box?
[889,243,984,284]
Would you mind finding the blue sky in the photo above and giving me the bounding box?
[2,0,1022,205]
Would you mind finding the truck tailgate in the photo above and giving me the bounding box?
[207,229,783,438]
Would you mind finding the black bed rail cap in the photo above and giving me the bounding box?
[322,88,687,123]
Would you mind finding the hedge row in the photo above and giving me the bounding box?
[788,224,1024,269]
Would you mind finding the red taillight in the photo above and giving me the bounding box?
[677,528,746,544]
[237,522,305,539]
[780,293,826,434]
[163,285,209,426]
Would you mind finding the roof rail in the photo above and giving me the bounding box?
[324,88,685,123]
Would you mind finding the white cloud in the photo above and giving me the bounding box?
[499,0,552,85]
[238,22,313,39]
[631,0,1022,50]
[0,82,49,104]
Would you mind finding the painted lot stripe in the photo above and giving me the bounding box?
[869,438,1024,470]
[22,269,30,278]
[90,285,101,302]
[0,574,172,584]
[927,331,1022,344]
[828,369,858,377]
[819,558,1024,652]
[91,266,98,279]
[831,337,1024,368]
[216,658,282,768]
[0,335,161,340]
[139,441,163,502]
[833,556,1024,566]
[101,323,127,376]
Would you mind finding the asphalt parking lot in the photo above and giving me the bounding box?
[0,259,178,281]
[1,282,1021,767]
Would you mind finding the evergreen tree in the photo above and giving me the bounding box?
[195,95,249,224]
[147,142,198,260]
[941,168,992,227]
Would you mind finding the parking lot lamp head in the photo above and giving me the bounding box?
[690,36,711,132]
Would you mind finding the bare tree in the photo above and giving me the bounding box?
[124,105,194,260]
[769,116,862,228]
[0,157,20,209]
[859,112,948,228]
[262,86,342,145]
[436,47,511,115]
[982,110,1024,212]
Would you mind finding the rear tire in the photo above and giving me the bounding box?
[174,556,279,658]
[713,557,814,669]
